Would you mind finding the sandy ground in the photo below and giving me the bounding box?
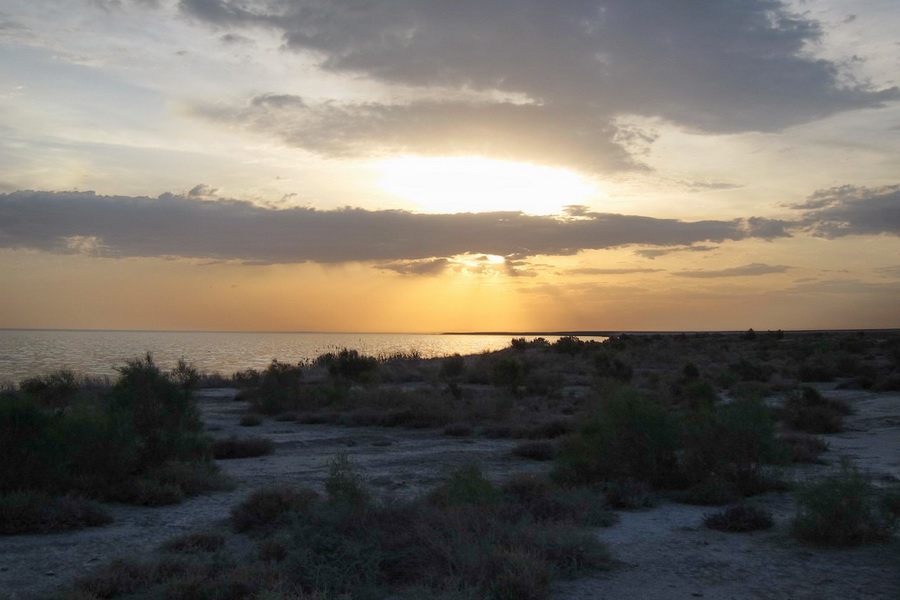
[1,387,898,599]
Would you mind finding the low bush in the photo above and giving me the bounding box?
[704,503,773,532]
[240,413,263,426]
[552,386,680,488]
[160,532,226,553]
[681,476,741,506]
[428,462,500,508]
[781,386,851,434]
[231,487,319,534]
[324,452,370,510]
[211,435,275,459]
[780,432,829,464]
[602,479,655,509]
[512,440,557,461]
[0,491,111,535]
[681,399,786,495]
[793,462,897,546]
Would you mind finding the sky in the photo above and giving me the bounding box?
[0,0,898,332]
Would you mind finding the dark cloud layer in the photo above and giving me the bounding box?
[794,185,900,238]
[0,190,772,265]
[180,0,897,170]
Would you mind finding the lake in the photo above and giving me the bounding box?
[0,329,608,385]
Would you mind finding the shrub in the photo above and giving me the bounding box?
[231,487,319,533]
[512,441,557,461]
[704,503,773,532]
[781,386,851,434]
[594,352,633,382]
[681,476,741,506]
[0,491,111,535]
[681,399,785,494]
[319,349,379,385]
[107,354,208,469]
[240,413,263,426]
[552,386,680,488]
[602,479,655,509]
[780,432,829,464]
[428,462,500,508]
[244,360,307,415]
[211,435,275,459]
[793,462,897,546]
[161,532,226,553]
[324,452,370,510]
[18,369,80,410]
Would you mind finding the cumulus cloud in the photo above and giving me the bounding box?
[674,263,792,278]
[793,185,900,238]
[179,0,897,171]
[0,190,774,266]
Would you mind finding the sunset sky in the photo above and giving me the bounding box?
[1,0,898,332]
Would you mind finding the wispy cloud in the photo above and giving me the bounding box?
[674,263,792,278]
[793,184,900,238]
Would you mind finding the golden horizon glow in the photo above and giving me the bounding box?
[377,156,596,215]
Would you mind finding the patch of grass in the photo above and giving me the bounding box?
[211,435,275,459]
[160,532,226,553]
[704,503,774,532]
[793,462,897,546]
[0,491,111,535]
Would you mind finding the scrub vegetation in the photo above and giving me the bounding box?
[4,330,899,598]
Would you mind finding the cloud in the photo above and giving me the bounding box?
[793,185,900,238]
[634,245,718,259]
[376,258,452,276]
[0,190,773,266]
[674,263,791,278]
[192,95,633,172]
[567,267,664,275]
[179,0,898,171]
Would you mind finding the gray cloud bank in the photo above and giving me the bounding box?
[179,0,897,171]
[2,184,897,268]
[0,190,788,265]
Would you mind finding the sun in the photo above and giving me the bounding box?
[377,156,595,215]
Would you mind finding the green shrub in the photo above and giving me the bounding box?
[552,386,680,488]
[107,354,208,469]
[594,352,632,382]
[428,463,500,508]
[681,399,785,495]
[243,360,307,415]
[325,452,370,510]
[704,503,773,532]
[211,435,275,459]
[793,462,897,546]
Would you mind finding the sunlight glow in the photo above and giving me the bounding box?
[377,156,595,215]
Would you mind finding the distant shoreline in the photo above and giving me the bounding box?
[442,328,900,336]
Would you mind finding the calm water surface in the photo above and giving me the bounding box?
[0,330,607,385]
